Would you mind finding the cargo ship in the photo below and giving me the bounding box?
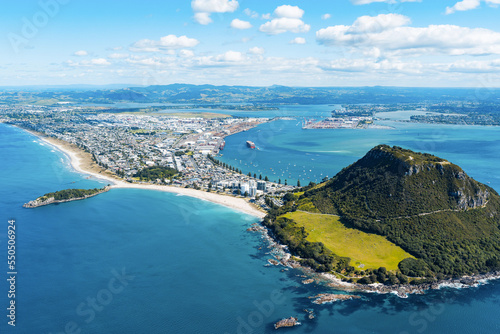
[246,141,256,149]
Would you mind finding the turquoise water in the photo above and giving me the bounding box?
[219,118,500,190]
[1,121,500,333]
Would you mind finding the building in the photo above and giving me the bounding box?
[257,181,267,192]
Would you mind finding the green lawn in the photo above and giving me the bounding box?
[281,211,413,271]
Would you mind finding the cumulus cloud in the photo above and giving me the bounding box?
[230,19,252,29]
[192,0,239,12]
[192,0,239,24]
[260,18,310,35]
[446,0,500,14]
[130,35,200,52]
[194,12,213,25]
[217,50,244,62]
[321,13,331,20]
[349,13,411,33]
[259,5,310,35]
[290,37,306,44]
[316,13,500,57]
[74,50,88,56]
[248,46,265,55]
[274,5,304,19]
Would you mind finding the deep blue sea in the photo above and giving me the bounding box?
[1,114,500,334]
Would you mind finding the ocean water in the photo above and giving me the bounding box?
[1,121,500,334]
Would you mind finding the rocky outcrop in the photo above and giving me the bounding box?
[450,187,489,210]
[274,317,300,329]
[310,293,361,305]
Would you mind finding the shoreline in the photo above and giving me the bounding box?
[14,125,266,219]
[252,223,500,298]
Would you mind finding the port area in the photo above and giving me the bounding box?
[302,117,373,129]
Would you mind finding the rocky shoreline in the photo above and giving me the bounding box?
[247,223,500,298]
[23,186,110,208]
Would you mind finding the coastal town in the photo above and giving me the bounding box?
[0,104,296,211]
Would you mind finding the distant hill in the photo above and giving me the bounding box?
[4,84,500,104]
[265,145,500,282]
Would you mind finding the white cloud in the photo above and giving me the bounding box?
[108,53,129,59]
[446,0,480,14]
[217,50,244,62]
[191,0,239,13]
[349,13,411,33]
[259,6,310,35]
[274,5,304,19]
[178,49,195,58]
[248,46,265,55]
[243,8,259,19]
[90,58,111,66]
[316,14,500,57]
[446,0,500,14]
[290,37,306,44]
[126,57,169,67]
[74,50,88,56]
[261,13,271,20]
[131,35,200,52]
[195,50,247,67]
[66,58,111,67]
[445,59,500,73]
[322,13,331,20]
[260,18,310,35]
[230,19,252,29]
[192,0,239,24]
[194,12,213,25]
[319,58,423,74]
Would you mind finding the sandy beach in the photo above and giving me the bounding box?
[20,126,266,218]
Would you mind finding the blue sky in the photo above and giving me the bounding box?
[2,0,500,87]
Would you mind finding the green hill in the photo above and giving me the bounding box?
[264,145,500,283]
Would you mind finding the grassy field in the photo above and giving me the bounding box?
[281,211,413,271]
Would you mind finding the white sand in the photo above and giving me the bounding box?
[30,129,266,218]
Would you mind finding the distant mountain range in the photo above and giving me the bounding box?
[2,84,500,104]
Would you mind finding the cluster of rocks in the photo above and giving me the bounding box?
[274,317,300,329]
[310,293,361,305]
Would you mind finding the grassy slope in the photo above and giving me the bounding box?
[281,211,413,271]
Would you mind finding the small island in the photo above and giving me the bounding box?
[23,186,110,208]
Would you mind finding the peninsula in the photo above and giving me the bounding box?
[264,145,500,286]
